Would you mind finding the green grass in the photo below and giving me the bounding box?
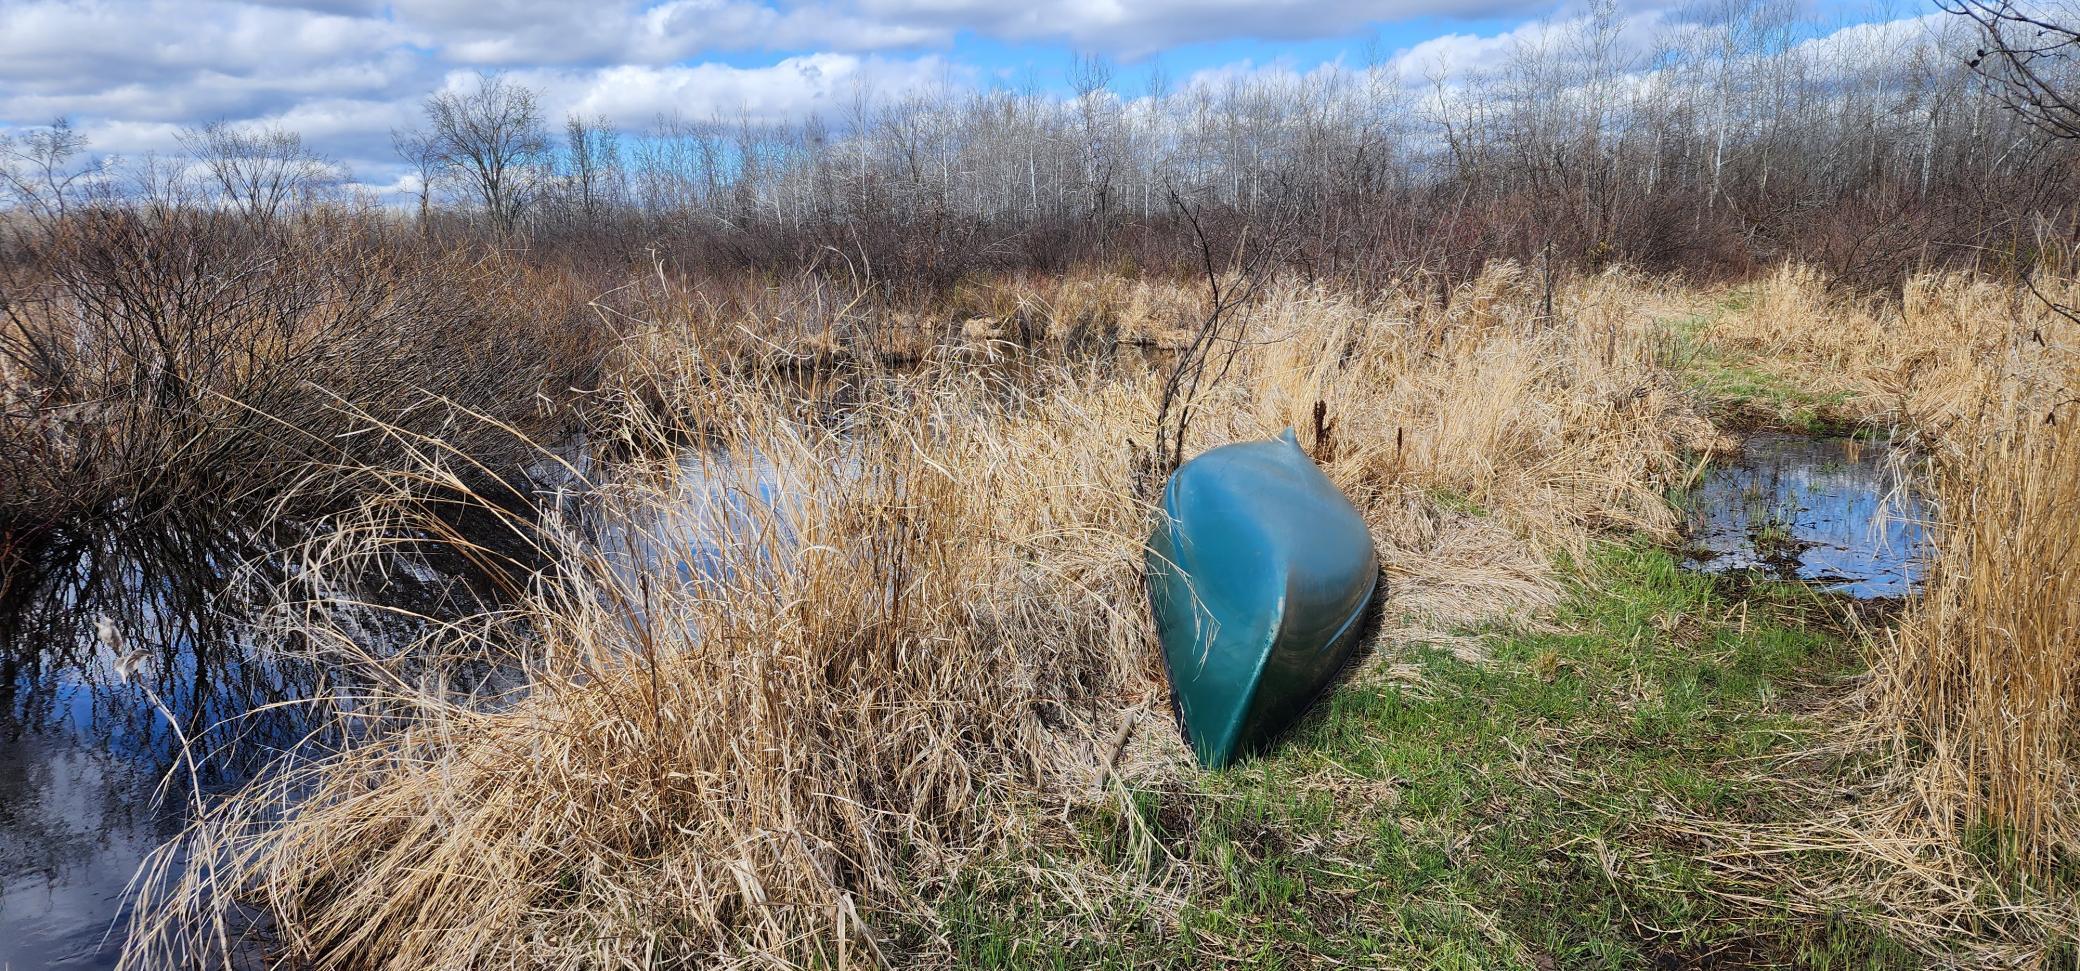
[1426,487,1489,519]
[1663,310,1857,434]
[929,543,1924,968]
[1687,360,1855,434]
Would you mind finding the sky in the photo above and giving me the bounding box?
[0,0,1944,197]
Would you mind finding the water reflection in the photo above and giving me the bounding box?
[0,512,515,970]
[3,421,893,968]
[1681,432,1930,599]
[0,524,297,969]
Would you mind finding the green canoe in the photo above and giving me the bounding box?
[1146,429,1380,768]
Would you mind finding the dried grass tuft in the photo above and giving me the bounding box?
[1878,385,2080,868]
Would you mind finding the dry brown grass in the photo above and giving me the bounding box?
[1881,388,2080,869]
[947,271,1208,347]
[1701,262,2080,427]
[87,252,2080,966]
[125,265,1712,969]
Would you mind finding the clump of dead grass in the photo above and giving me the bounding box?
[1879,387,2080,869]
[130,366,1166,969]
[1702,262,2080,427]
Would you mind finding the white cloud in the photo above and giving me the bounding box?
[388,0,945,66]
[0,0,435,164]
[0,1,414,94]
[845,0,1556,56]
[0,0,1962,203]
[518,54,961,128]
[1794,10,1954,62]
[1384,6,1681,82]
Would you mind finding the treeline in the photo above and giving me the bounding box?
[4,0,2077,289]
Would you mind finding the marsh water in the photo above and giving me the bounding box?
[0,517,525,970]
[1681,432,1930,599]
[0,526,290,969]
[0,444,749,969]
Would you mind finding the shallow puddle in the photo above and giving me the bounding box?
[1680,432,1929,599]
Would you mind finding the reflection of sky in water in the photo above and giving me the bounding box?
[0,526,303,970]
[582,446,821,597]
[0,444,827,968]
[1683,433,1930,599]
[0,521,497,969]
[0,738,169,970]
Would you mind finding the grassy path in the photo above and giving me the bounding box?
[935,544,1923,969]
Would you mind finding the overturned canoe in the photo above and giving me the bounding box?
[1146,429,1379,768]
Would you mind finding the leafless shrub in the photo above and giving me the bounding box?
[1949,0,2080,140]
[0,207,605,527]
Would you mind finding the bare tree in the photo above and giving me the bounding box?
[0,118,95,224]
[406,73,550,236]
[0,0,2053,285]
[1070,53,1121,224]
[391,127,440,228]
[560,114,622,227]
[1947,0,2080,140]
[177,121,340,222]
[1144,187,1298,497]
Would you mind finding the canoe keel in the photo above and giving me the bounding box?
[1146,429,1381,768]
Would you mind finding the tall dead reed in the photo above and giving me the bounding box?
[129,364,1164,969]
[1671,386,2080,967]
[1881,389,2080,867]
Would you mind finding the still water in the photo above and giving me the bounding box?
[0,526,295,969]
[0,444,740,969]
[1681,432,1930,599]
[0,518,518,969]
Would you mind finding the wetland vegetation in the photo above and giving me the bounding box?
[3,2,2079,966]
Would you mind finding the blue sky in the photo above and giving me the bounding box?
[0,0,1941,194]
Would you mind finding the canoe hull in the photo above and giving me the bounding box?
[1147,429,1379,768]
